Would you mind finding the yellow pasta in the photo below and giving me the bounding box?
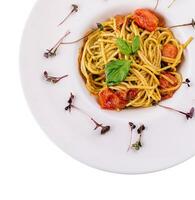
[79,12,192,109]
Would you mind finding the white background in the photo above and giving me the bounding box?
[1,0,195,199]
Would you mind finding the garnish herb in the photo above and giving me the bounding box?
[127,122,136,152]
[158,104,194,120]
[61,31,94,45]
[105,59,132,86]
[65,93,75,112]
[129,122,136,130]
[154,0,160,10]
[132,36,140,53]
[127,123,146,151]
[169,18,195,29]
[58,4,79,26]
[116,38,132,55]
[131,125,146,151]
[45,30,94,58]
[44,31,70,58]
[116,36,140,55]
[131,136,142,151]
[65,93,111,134]
[97,23,104,31]
[43,71,68,84]
[182,78,191,87]
[61,23,108,46]
[168,0,176,8]
[91,118,111,135]
[137,125,146,134]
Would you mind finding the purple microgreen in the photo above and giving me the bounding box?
[65,93,75,112]
[129,122,136,131]
[182,78,191,87]
[158,104,194,120]
[131,124,146,151]
[137,125,146,134]
[44,31,70,58]
[187,107,195,120]
[154,0,160,10]
[169,18,195,29]
[43,71,68,84]
[131,135,142,151]
[61,31,94,45]
[91,118,110,135]
[127,122,136,152]
[65,93,111,134]
[97,23,104,31]
[127,123,146,152]
[58,4,79,26]
[168,0,176,8]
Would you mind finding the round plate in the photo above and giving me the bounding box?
[20,0,195,174]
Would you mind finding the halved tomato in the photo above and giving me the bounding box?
[162,43,178,59]
[132,9,159,32]
[159,72,178,89]
[128,89,139,100]
[98,88,127,110]
[98,88,139,110]
[159,72,178,100]
[115,15,125,30]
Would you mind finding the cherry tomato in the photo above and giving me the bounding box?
[115,90,128,101]
[159,72,178,100]
[132,9,159,32]
[162,43,178,59]
[159,72,178,89]
[128,89,139,100]
[98,88,127,110]
[115,15,125,30]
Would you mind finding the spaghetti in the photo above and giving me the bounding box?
[79,9,192,110]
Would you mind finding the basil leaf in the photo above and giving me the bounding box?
[116,38,132,55]
[132,36,140,53]
[116,36,140,55]
[105,60,132,86]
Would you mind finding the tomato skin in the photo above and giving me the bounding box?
[159,72,178,89]
[115,90,128,108]
[132,9,159,32]
[115,15,125,30]
[115,90,128,101]
[162,43,178,59]
[128,89,139,100]
[98,88,139,110]
[159,72,178,100]
[98,88,127,110]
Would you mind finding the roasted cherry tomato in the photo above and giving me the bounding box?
[159,72,178,89]
[98,88,140,110]
[162,43,178,59]
[128,89,139,100]
[115,90,128,101]
[115,15,125,30]
[98,88,127,110]
[159,72,178,100]
[132,9,159,32]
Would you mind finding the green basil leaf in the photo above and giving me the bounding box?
[116,38,132,55]
[132,35,140,53]
[105,60,132,86]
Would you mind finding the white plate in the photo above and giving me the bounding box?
[20,0,195,174]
